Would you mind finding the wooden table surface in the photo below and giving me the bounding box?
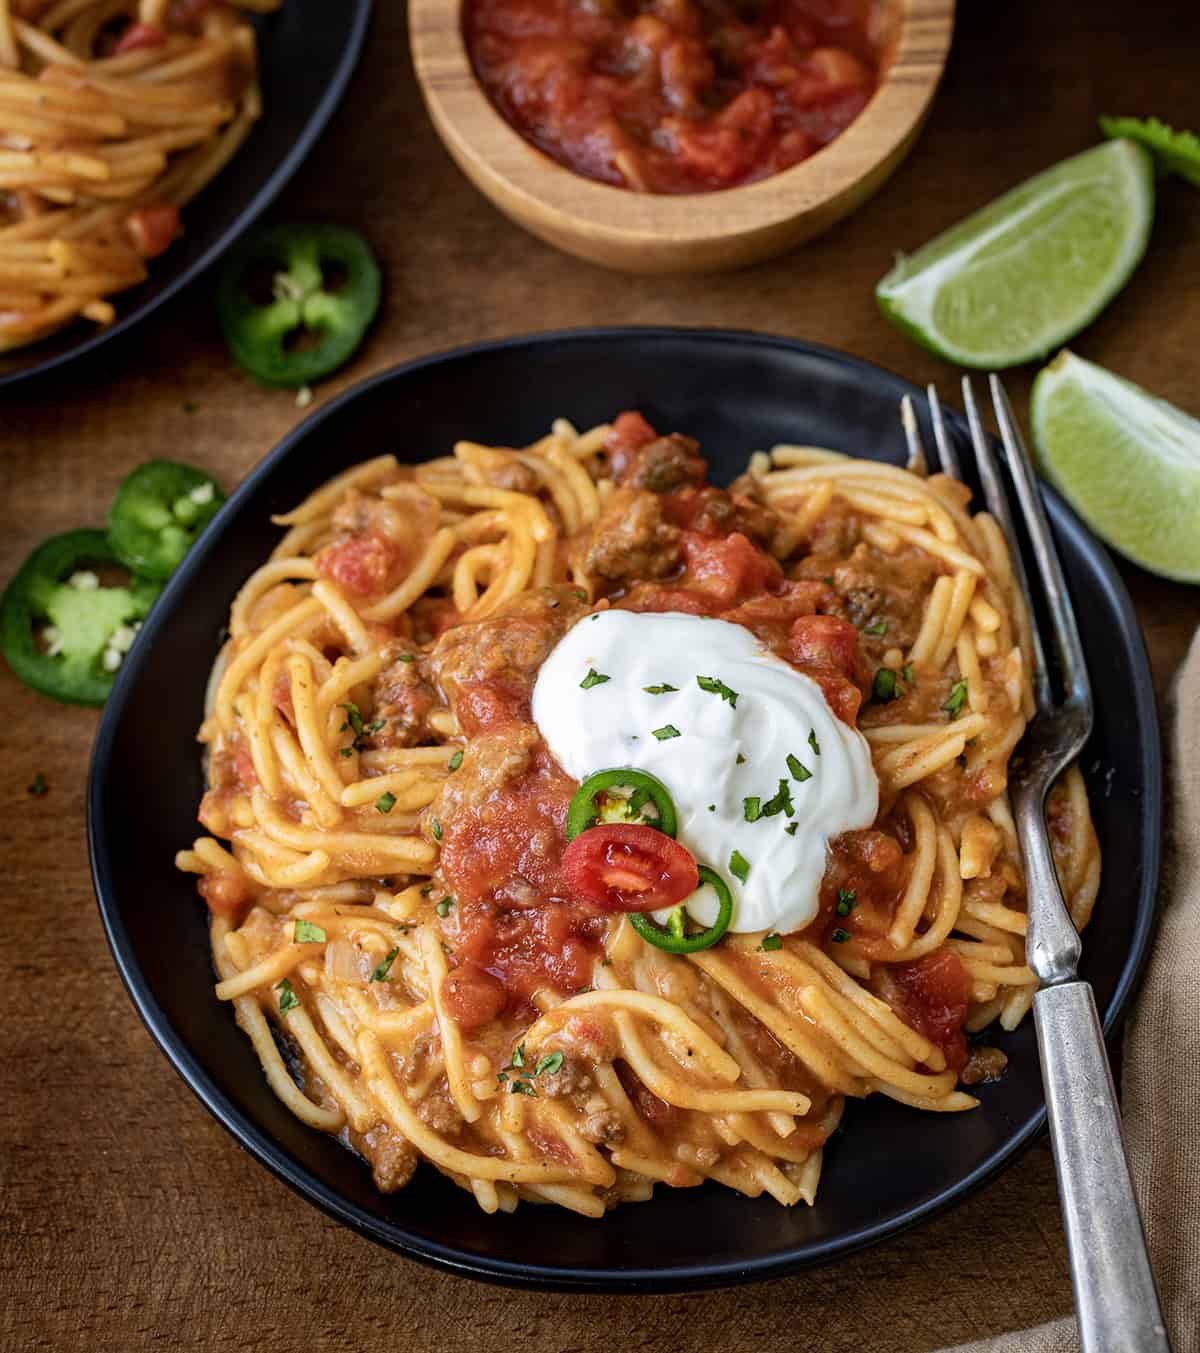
[3,2,1199,1350]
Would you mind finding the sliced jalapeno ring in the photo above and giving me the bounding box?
[217,223,381,388]
[0,529,161,707]
[629,865,733,955]
[566,767,677,841]
[108,460,225,580]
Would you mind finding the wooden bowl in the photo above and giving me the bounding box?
[409,0,955,275]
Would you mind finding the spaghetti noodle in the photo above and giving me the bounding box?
[177,413,1099,1215]
[0,0,276,351]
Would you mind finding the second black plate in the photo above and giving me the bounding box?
[88,329,1161,1290]
[0,0,371,389]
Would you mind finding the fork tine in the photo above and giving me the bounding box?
[926,385,963,480]
[960,376,1051,711]
[900,395,929,474]
[989,375,1092,714]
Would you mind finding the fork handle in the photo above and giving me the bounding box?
[1034,981,1171,1352]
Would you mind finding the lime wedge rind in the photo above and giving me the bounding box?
[877,140,1156,369]
[1031,351,1200,584]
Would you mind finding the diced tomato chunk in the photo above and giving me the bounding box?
[606,411,658,478]
[113,22,166,54]
[442,964,507,1029]
[197,871,253,920]
[788,613,869,724]
[315,530,401,598]
[680,529,782,606]
[889,951,972,1073]
[454,676,531,736]
[125,202,179,258]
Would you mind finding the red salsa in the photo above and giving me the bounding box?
[465,0,880,193]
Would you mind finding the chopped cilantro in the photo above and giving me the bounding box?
[431,817,443,842]
[743,796,762,823]
[785,822,798,836]
[831,928,851,944]
[294,919,327,943]
[760,933,783,952]
[581,668,610,689]
[375,792,396,814]
[943,679,968,718]
[729,850,750,883]
[864,620,888,636]
[447,749,464,771]
[535,1051,565,1076]
[371,948,399,982]
[786,753,812,783]
[652,724,681,741]
[836,888,857,917]
[808,728,820,756]
[644,683,678,695]
[736,752,746,765]
[760,778,793,818]
[872,668,899,702]
[275,978,299,1014]
[696,674,739,707]
[435,896,454,917]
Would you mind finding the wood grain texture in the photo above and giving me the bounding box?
[1,0,1198,1349]
[410,0,955,272]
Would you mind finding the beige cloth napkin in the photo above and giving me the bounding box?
[944,631,1200,1353]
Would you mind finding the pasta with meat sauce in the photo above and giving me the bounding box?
[177,412,1099,1215]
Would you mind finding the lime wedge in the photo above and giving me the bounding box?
[877,140,1155,369]
[1031,351,1200,583]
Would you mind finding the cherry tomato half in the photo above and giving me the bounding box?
[561,823,699,913]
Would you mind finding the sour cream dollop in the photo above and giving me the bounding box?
[531,610,878,934]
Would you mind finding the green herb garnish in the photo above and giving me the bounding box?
[760,778,794,819]
[436,896,454,917]
[581,668,610,689]
[760,933,783,952]
[294,919,327,943]
[27,772,48,797]
[535,1051,565,1076]
[831,928,851,944]
[275,978,299,1014]
[447,749,464,771]
[864,620,888,636]
[431,817,443,842]
[644,683,678,695]
[375,792,396,814]
[873,668,899,702]
[696,674,739,707]
[786,753,812,783]
[785,822,798,836]
[743,796,762,822]
[808,729,820,756]
[943,679,968,718]
[836,888,857,917]
[652,724,681,741]
[729,849,750,883]
[371,947,399,982]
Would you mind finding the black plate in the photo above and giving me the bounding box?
[0,0,371,390]
[88,329,1162,1291]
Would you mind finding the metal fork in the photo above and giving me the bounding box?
[908,376,1172,1353]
